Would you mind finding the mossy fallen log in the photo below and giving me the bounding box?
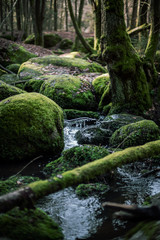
[1,139,160,213]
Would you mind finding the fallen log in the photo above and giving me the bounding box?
[1,139,160,213]
[128,23,151,36]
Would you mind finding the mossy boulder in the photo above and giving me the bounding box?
[43,145,110,177]
[77,37,94,53]
[92,73,110,99]
[0,176,40,196]
[0,38,37,66]
[64,109,99,119]
[6,64,21,74]
[75,183,109,198]
[125,221,160,240]
[0,207,63,240]
[101,114,144,132]
[0,73,19,84]
[75,126,112,145]
[109,120,160,149]
[18,55,107,80]
[24,78,44,92]
[59,51,82,58]
[39,74,97,110]
[0,80,26,101]
[24,33,62,47]
[59,38,73,49]
[0,92,64,162]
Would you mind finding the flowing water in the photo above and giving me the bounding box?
[37,118,160,240]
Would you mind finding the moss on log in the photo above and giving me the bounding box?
[1,140,160,213]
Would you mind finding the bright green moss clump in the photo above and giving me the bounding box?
[92,73,110,99]
[0,92,64,162]
[0,80,26,101]
[110,120,160,149]
[40,74,97,110]
[0,207,63,240]
[43,145,109,177]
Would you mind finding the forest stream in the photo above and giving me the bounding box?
[34,117,160,240]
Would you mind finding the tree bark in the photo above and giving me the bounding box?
[67,0,94,54]
[15,0,21,31]
[130,0,139,29]
[54,0,58,31]
[101,0,151,114]
[1,139,160,213]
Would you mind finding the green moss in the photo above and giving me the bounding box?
[59,38,73,49]
[155,50,160,71]
[0,73,19,84]
[77,37,94,53]
[0,80,26,101]
[39,74,97,110]
[0,207,63,240]
[43,145,110,177]
[98,81,112,110]
[75,183,109,197]
[24,78,44,92]
[92,73,110,99]
[24,34,35,44]
[0,92,64,162]
[6,64,21,73]
[0,176,40,196]
[63,109,99,119]
[110,120,160,149]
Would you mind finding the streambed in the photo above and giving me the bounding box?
[37,118,160,240]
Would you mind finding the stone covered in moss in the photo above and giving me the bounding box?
[0,80,26,101]
[40,74,97,110]
[59,38,73,49]
[77,37,94,53]
[0,176,40,196]
[0,92,64,162]
[6,64,21,74]
[75,183,109,197]
[59,51,82,58]
[109,120,160,149]
[63,109,99,119]
[24,78,44,92]
[0,207,63,240]
[18,55,107,80]
[92,73,110,99]
[43,145,109,177]
[0,38,37,66]
[0,73,19,84]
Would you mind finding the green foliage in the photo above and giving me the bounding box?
[0,176,40,196]
[59,38,73,49]
[75,183,109,197]
[44,145,110,177]
[0,208,63,240]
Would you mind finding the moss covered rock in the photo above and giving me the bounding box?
[0,73,19,84]
[59,38,73,49]
[109,120,160,149]
[24,33,62,47]
[18,55,107,80]
[24,78,44,92]
[0,207,63,240]
[0,176,40,196]
[92,73,110,99]
[39,74,97,110]
[6,64,21,74]
[75,183,109,198]
[0,80,26,101]
[0,38,37,66]
[0,92,64,162]
[43,145,110,177]
[63,109,99,119]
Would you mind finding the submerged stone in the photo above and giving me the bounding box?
[109,120,160,149]
[0,92,64,162]
[0,207,63,240]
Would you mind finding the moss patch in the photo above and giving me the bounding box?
[109,120,160,149]
[75,183,109,197]
[43,145,109,177]
[59,38,73,49]
[6,64,21,74]
[0,80,26,101]
[0,207,63,240]
[40,74,97,110]
[63,109,100,119]
[92,73,110,99]
[0,92,64,162]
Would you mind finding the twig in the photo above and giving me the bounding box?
[9,155,43,179]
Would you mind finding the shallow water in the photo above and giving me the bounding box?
[37,118,160,240]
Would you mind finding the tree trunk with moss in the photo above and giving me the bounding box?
[100,0,160,114]
[67,0,94,54]
[1,140,160,213]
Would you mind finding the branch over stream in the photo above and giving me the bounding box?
[1,140,160,213]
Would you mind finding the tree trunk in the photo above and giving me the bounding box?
[130,0,138,29]
[15,0,21,31]
[124,0,130,28]
[101,0,151,114]
[91,0,102,51]
[138,0,149,39]
[54,0,58,31]
[10,0,14,41]
[65,0,68,31]
[1,139,160,213]
[67,0,94,54]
